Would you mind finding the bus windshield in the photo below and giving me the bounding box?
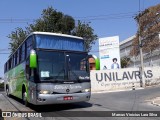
[66,52,89,81]
[37,51,89,82]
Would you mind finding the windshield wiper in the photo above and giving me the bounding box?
[54,69,65,81]
[43,76,54,80]
[42,76,58,82]
[68,68,82,82]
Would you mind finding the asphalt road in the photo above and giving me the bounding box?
[1,86,160,120]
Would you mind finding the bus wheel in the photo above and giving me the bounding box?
[22,91,28,107]
[6,86,10,97]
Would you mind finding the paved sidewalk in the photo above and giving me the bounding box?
[152,97,160,106]
[92,87,144,94]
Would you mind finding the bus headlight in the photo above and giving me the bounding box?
[39,90,50,94]
[82,88,91,92]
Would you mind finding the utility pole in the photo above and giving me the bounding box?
[139,35,145,87]
[138,0,145,87]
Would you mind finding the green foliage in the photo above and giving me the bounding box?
[27,7,75,34]
[131,4,160,56]
[72,20,98,52]
[8,27,29,53]
[121,57,132,68]
[8,7,97,53]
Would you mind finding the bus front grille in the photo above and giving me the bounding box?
[52,91,82,94]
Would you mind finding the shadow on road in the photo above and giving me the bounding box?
[7,94,93,112]
[7,94,24,104]
[30,102,93,112]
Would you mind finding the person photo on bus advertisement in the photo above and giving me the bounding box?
[111,58,119,69]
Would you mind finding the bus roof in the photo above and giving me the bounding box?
[9,32,84,58]
[31,32,83,40]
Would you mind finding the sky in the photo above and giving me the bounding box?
[0,0,160,77]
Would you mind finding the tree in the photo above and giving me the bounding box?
[8,27,29,53]
[72,20,98,52]
[8,7,97,53]
[130,4,160,56]
[121,57,132,68]
[27,6,75,34]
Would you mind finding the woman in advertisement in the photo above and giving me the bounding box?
[111,58,120,69]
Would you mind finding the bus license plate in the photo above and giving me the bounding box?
[64,96,73,100]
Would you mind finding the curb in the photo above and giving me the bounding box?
[92,88,144,94]
[152,101,160,106]
[151,97,160,106]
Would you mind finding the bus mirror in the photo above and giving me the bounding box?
[29,50,37,68]
[95,58,100,70]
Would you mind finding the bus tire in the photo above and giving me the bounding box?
[22,91,29,107]
[6,85,10,97]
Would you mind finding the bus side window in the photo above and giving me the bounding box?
[19,47,22,63]
[25,59,31,80]
[26,36,32,59]
[21,43,26,61]
[15,52,17,66]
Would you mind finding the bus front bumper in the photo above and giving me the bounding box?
[35,92,91,105]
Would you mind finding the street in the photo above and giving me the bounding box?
[0,86,160,120]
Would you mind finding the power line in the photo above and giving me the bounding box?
[77,15,134,21]
[74,11,137,21]
[0,49,10,54]
[74,11,138,19]
[0,48,9,52]
[0,53,10,54]
[0,18,35,23]
[0,11,138,23]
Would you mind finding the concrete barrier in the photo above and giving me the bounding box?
[90,66,160,92]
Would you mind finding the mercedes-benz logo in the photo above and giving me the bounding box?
[66,89,70,93]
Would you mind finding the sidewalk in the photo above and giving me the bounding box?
[152,97,160,106]
[92,87,144,94]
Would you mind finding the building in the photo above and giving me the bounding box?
[120,35,135,58]
[120,35,137,67]
[120,34,160,68]
[89,34,160,68]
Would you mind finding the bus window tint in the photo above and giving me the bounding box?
[26,37,32,58]
[67,53,88,71]
[38,51,65,81]
[21,43,25,61]
[66,53,89,80]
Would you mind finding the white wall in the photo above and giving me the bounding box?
[90,67,160,92]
